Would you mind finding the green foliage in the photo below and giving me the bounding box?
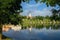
[0,0,30,25]
[33,16,44,20]
[35,0,60,20]
[45,16,50,19]
[38,0,60,7]
[22,18,60,27]
[50,9,60,20]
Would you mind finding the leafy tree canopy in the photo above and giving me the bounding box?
[35,0,60,7]
[0,0,29,25]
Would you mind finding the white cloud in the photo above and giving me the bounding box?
[26,2,42,7]
[21,2,43,11]
[31,9,52,16]
[21,2,52,16]
[21,8,52,16]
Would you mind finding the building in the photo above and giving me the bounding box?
[27,11,32,19]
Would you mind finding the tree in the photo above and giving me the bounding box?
[45,15,50,19]
[50,8,60,20]
[35,16,44,20]
[56,9,60,20]
[0,0,29,25]
[35,0,60,20]
[0,0,30,32]
[35,0,60,7]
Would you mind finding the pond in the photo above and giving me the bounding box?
[2,24,60,40]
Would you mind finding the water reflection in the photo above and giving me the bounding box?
[22,24,60,29]
[2,24,60,40]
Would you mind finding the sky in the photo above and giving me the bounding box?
[20,0,58,16]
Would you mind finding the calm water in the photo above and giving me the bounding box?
[2,24,60,40]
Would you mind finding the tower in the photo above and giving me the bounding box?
[27,11,32,19]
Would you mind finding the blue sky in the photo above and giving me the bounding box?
[20,0,58,16]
